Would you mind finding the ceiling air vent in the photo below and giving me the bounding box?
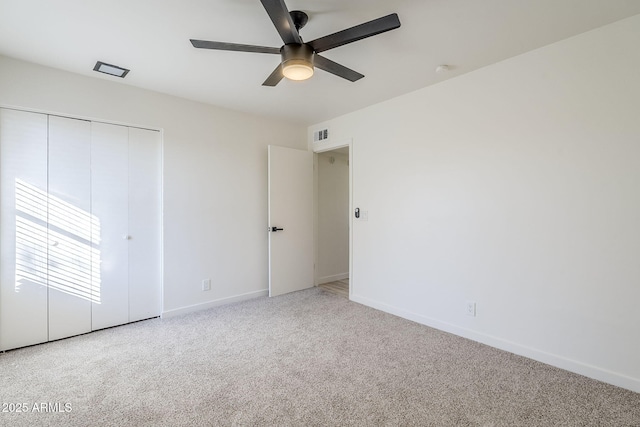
[93,61,130,78]
[313,128,329,142]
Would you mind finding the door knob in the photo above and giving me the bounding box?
[271,227,284,232]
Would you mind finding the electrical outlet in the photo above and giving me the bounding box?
[466,300,476,317]
[202,279,211,291]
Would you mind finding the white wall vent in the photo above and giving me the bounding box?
[313,128,329,142]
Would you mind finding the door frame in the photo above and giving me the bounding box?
[312,138,353,299]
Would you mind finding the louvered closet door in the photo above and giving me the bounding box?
[47,116,92,341]
[0,109,49,351]
[91,122,129,330]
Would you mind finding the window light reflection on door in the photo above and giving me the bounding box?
[14,178,101,303]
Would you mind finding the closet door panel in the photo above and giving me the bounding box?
[47,116,92,341]
[128,128,161,321]
[91,122,129,330]
[0,109,49,351]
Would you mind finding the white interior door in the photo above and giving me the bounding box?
[128,127,162,321]
[268,145,314,297]
[0,109,49,351]
[91,122,129,330]
[47,116,92,341]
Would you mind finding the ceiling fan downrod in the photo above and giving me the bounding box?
[289,10,309,33]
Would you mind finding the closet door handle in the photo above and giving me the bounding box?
[123,235,131,240]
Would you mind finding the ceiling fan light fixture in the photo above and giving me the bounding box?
[282,59,314,81]
[281,44,315,81]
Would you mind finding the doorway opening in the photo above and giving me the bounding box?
[315,146,350,299]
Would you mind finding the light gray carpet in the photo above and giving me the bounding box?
[1,287,638,426]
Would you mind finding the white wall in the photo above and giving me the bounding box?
[310,15,640,392]
[0,55,307,316]
[317,151,349,283]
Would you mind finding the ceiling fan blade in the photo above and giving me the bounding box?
[308,13,401,53]
[260,0,302,45]
[262,64,284,86]
[190,39,280,54]
[314,55,364,82]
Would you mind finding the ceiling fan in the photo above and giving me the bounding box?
[190,0,401,86]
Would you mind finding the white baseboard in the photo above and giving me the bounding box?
[350,293,640,394]
[317,273,349,285]
[161,289,268,319]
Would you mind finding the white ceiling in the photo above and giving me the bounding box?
[1,1,639,126]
